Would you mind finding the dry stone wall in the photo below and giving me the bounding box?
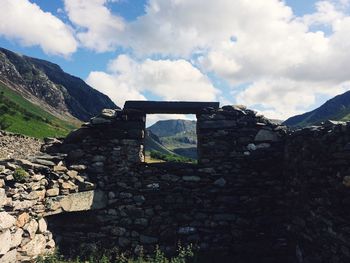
[2,105,350,263]
[285,122,350,263]
[42,106,292,262]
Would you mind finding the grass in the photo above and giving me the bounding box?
[36,245,194,263]
[149,151,196,163]
[13,167,28,182]
[0,82,78,138]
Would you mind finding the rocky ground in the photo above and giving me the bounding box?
[0,131,42,160]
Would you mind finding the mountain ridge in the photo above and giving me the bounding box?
[0,47,117,122]
[284,90,350,127]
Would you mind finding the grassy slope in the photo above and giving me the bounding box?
[0,82,78,138]
[145,134,175,156]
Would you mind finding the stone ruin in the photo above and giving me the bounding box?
[1,101,350,262]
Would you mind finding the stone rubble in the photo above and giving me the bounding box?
[0,150,97,261]
[0,131,42,160]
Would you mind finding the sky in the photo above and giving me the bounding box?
[1,0,350,122]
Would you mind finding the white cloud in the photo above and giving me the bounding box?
[236,78,348,120]
[0,0,77,56]
[61,0,350,120]
[86,54,220,107]
[64,0,125,52]
[302,1,344,27]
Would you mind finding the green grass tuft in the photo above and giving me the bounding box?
[13,167,28,182]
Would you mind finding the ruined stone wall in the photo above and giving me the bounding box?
[285,123,350,263]
[2,105,350,263]
[44,106,292,262]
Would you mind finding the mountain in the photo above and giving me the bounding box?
[0,81,76,138]
[284,90,350,127]
[0,47,117,122]
[148,119,196,137]
[147,119,197,159]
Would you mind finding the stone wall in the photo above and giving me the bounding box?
[2,105,350,262]
[42,106,293,262]
[285,122,350,263]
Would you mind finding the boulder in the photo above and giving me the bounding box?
[0,248,17,263]
[0,212,15,230]
[254,129,280,142]
[20,234,46,257]
[0,230,11,255]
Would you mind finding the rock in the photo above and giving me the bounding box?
[0,230,11,255]
[11,228,23,248]
[118,237,131,247]
[133,195,145,203]
[66,170,78,178]
[140,235,158,244]
[12,200,36,211]
[182,176,201,182]
[16,212,29,228]
[254,129,280,142]
[0,189,5,207]
[111,227,126,236]
[199,120,237,129]
[46,239,55,249]
[247,143,257,151]
[53,165,67,172]
[52,190,107,212]
[92,155,106,162]
[68,149,85,160]
[61,181,77,190]
[0,248,17,263]
[37,218,47,233]
[214,178,226,187]
[21,234,46,257]
[161,174,180,182]
[69,165,87,171]
[101,109,118,119]
[0,212,16,230]
[135,218,148,226]
[343,176,350,187]
[32,159,55,166]
[23,219,38,238]
[90,117,111,125]
[108,191,116,199]
[46,188,59,197]
[178,227,196,235]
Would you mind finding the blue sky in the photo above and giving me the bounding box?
[1,0,350,121]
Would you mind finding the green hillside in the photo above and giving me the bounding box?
[284,90,350,127]
[0,82,78,138]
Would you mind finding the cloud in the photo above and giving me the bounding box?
[86,55,220,107]
[64,0,125,52]
[236,78,348,120]
[59,0,350,119]
[0,0,77,56]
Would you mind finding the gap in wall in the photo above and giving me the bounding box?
[144,114,197,163]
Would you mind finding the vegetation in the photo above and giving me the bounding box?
[149,150,196,163]
[0,82,77,138]
[13,167,28,182]
[36,245,194,263]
